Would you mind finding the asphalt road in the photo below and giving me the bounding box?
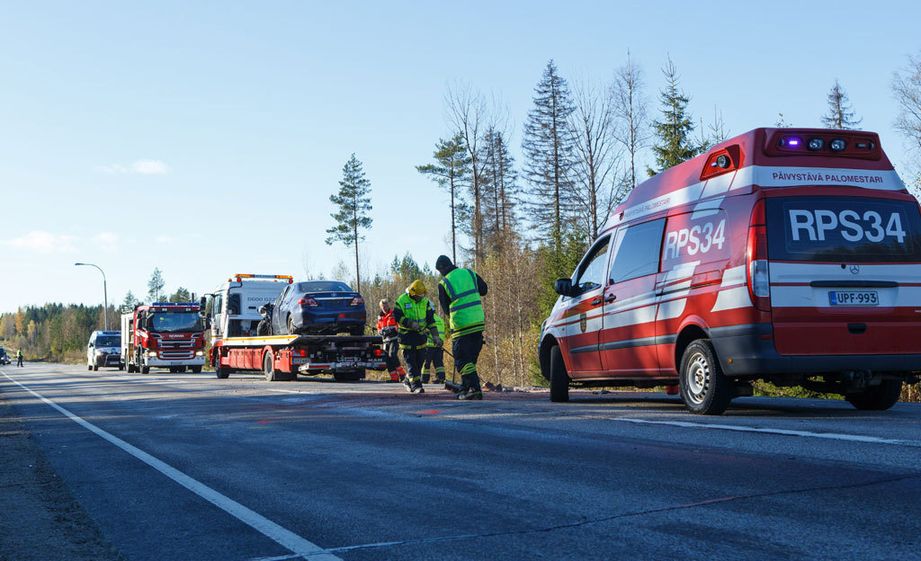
[1,363,920,561]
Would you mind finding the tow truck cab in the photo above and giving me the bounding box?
[202,274,294,339]
[540,128,921,414]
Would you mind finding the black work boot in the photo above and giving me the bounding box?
[456,374,483,400]
[422,374,430,384]
[403,376,414,393]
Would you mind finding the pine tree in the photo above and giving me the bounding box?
[326,154,373,292]
[168,287,192,302]
[649,57,697,175]
[821,80,862,129]
[416,133,471,263]
[481,127,518,241]
[147,268,165,303]
[119,291,140,312]
[523,59,577,253]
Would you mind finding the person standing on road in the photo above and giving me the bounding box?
[16,349,23,367]
[422,313,446,384]
[435,255,487,400]
[393,280,441,394]
[376,298,406,383]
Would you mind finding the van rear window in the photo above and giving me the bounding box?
[767,196,921,262]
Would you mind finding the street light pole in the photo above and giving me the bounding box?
[75,262,109,330]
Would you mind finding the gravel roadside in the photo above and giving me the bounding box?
[0,391,124,561]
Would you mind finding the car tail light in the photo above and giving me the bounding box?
[298,297,319,307]
[746,199,771,312]
[350,296,364,307]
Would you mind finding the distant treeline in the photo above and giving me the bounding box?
[0,304,116,362]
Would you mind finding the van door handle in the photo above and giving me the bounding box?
[591,296,603,306]
[605,294,617,303]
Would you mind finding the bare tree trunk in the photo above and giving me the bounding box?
[612,52,648,191]
[449,174,457,263]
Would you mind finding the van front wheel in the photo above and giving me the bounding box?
[846,380,902,411]
[679,339,732,415]
[549,345,569,403]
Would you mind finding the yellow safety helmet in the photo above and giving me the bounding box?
[407,279,427,298]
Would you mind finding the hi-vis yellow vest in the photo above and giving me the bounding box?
[440,268,485,337]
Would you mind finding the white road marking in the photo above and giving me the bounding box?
[613,417,914,446]
[0,369,342,561]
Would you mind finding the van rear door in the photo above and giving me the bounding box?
[766,195,921,355]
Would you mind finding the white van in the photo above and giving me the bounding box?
[87,330,123,371]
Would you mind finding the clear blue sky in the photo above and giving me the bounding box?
[2,1,919,312]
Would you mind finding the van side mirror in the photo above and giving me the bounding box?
[199,296,208,313]
[554,278,574,297]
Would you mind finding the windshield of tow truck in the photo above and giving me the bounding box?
[149,312,202,333]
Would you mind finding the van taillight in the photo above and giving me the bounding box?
[746,199,771,311]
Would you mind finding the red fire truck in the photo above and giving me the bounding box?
[121,303,206,374]
[540,128,921,414]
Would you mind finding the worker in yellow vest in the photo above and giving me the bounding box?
[422,314,447,384]
[393,280,441,393]
[435,255,487,400]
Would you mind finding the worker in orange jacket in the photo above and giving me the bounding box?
[376,299,405,382]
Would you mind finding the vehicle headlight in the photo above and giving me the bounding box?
[195,351,203,356]
[148,350,158,358]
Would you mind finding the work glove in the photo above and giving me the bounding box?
[406,320,421,331]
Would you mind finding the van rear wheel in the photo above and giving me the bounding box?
[549,345,569,403]
[679,339,732,415]
[846,379,902,411]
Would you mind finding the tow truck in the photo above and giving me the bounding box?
[201,274,388,381]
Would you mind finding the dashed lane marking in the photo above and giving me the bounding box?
[0,369,342,561]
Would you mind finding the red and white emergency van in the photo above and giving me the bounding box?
[540,128,921,414]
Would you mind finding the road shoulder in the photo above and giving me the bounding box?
[0,389,124,561]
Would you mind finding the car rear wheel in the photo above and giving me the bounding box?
[846,379,902,411]
[549,345,569,403]
[679,339,732,415]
